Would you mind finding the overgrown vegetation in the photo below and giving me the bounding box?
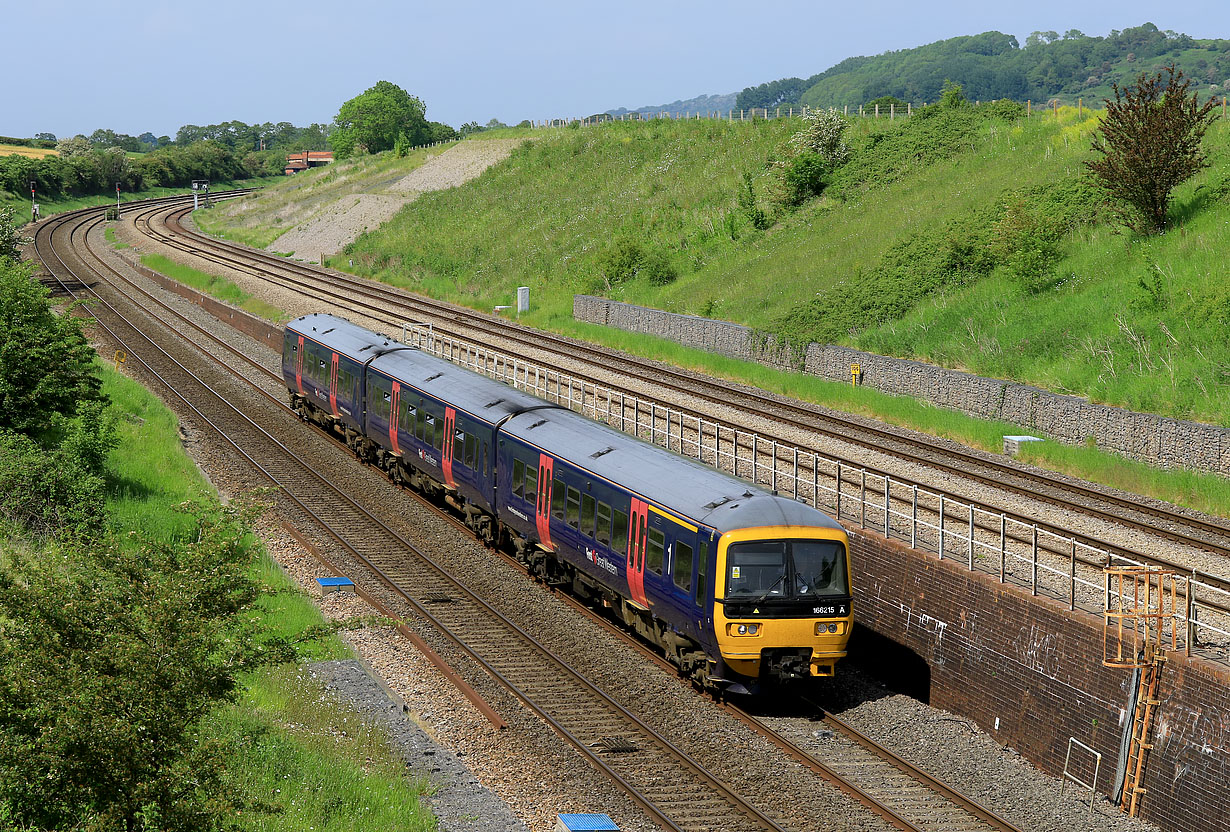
[0,241,433,830]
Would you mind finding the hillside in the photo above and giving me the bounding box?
[606,91,738,118]
[737,23,1230,110]
[318,106,1230,432]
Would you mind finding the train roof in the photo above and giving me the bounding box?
[289,313,555,426]
[502,406,842,536]
[288,313,388,359]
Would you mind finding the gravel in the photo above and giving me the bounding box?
[308,659,530,832]
[91,199,1165,832]
[273,139,525,259]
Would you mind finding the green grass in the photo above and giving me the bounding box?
[98,364,435,830]
[556,319,1230,518]
[139,252,287,322]
[199,113,1230,517]
[103,226,128,249]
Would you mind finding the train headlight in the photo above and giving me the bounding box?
[816,622,843,635]
[730,623,761,636]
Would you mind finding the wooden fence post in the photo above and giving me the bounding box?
[875,104,879,118]
[1027,99,1031,115]
[890,103,894,120]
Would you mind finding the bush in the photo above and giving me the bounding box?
[596,237,677,286]
[778,152,830,206]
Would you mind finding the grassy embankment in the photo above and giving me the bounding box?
[135,251,287,322]
[193,144,456,251]
[195,116,1230,516]
[101,366,435,830]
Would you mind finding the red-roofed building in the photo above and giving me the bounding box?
[285,150,334,175]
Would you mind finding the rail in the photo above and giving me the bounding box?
[401,324,1230,654]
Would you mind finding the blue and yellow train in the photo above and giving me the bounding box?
[284,313,853,694]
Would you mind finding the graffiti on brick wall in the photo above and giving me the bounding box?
[1012,624,1063,679]
[1156,704,1230,782]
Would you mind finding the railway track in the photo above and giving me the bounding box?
[126,201,1230,615]
[32,196,1036,832]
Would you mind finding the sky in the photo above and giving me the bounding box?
[9,1,1230,141]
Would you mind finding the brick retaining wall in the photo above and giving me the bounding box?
[573,296,1230,475]
[850,529,1230,832]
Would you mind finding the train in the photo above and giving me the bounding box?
[283,313,853,694]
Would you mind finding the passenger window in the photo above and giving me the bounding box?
[483,443,489,478]
[416,406,427,441]
[612,509,628,553]
[566,487,581,529]
[464,434,476,468]
[524,465,537,503]
[379,389,391,420]
[581,494,596,538]
[596,502,611,545]
[674,541,693,592]
[402,405,415,433]
[552,478,566,520]
[425,413,436,448]
[454,429,464,464]
[434,415,444,451]
[696,540,708,607]
[647,529,664,576]
[512,458,525,499]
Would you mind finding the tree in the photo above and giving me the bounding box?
[34,132,56,142]
[0,256,104,435]
[329,81,428,159]
[0,498,290,831]
[1087,64,1218,233]
[0,207,29,263]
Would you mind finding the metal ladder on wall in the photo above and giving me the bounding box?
[1120,649,1166,816]
[1104,565,1184,818]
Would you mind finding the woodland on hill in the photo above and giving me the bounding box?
[737,23,1230,111]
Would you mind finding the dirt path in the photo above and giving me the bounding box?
[275,139,525,260]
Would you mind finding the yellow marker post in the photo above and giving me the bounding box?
[114,350,127,370]
[851,363,861,387]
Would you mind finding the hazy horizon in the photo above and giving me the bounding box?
[10,1,1228,140]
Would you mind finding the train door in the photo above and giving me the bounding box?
[536,455,554,550]
[389,382,402,456]
[329,352,340,417]
[666,525,698,633]
[627,498,649,607]
[442,408,456,487]
[294,335,304,394]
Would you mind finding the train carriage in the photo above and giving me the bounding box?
[499,406,851,693]
[284,313,853,695]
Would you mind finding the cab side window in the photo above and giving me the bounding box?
[596,502,612,546]
[512,458,525,499]
[612,508,629,553]
[580,494,596,538]
[647,529,665,576]
[566,487,581,529]
[674,541,693,592]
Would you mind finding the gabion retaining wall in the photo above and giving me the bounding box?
[573,295,1230,475]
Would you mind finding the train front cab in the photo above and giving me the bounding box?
[713,525,853,683]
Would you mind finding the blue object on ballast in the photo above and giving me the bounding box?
[316,577,355,587]
[555,814,618,832]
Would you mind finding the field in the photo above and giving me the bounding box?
[0,143,57,159]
